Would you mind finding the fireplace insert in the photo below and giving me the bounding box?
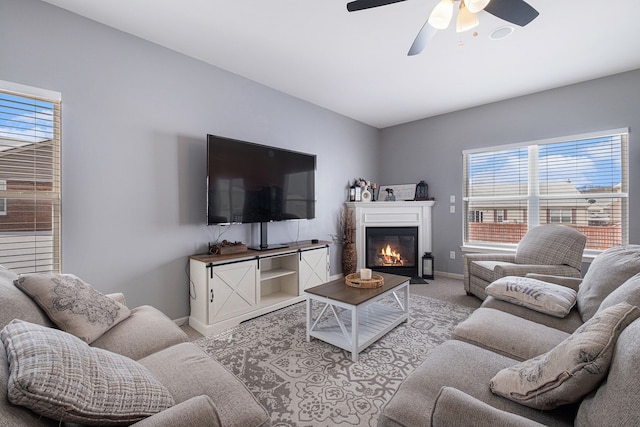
[365,226,418,278]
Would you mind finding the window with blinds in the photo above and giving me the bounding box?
[463,129,628,253]
[0,85,61,273]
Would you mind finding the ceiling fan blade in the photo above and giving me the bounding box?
[483,0,539,26]
[408,21,437,56]
[347,0,406,12]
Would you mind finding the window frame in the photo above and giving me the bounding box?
[462,128,629,258]
[0,80,62,273]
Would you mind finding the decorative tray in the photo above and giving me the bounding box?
[345,272,384,289]
[209,240,248,255]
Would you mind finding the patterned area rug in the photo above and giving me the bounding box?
[195,294,474,427]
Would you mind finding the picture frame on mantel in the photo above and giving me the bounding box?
[378,184,417,201]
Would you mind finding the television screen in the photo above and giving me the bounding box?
[207,134,316,225]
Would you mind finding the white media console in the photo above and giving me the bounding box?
[189,240,330,336]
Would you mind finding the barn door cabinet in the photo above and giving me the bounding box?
[189,241,329,336]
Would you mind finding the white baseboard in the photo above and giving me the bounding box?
[173,316,189,327]
[435,271,463,280]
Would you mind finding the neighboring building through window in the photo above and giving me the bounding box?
[0,180,6,215]
[468,210,483,223]
[549,209,573,224]
[463,129,628,253]
[0,81,61,273]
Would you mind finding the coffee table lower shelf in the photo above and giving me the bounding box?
[305,278,409,362]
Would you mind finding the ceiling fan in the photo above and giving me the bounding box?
[346,0,539,56]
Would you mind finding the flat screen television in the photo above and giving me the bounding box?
[207,134,316,249]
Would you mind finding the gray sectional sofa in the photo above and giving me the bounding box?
[0,265,270,427]
[379,245,640,426]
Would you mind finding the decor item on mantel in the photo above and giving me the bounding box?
[349,177,373,202]
[333,207,357,275]
[415,180,429,200]
[379,184,418,201]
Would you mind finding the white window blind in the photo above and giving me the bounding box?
[0,84,61,273]
[463,129,628,253]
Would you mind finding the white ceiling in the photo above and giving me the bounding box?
[41,0,640,128]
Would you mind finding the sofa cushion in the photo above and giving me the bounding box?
[91,305,189,360]
[469,260,514,283]
[0,265,53,330]
[378,340,575,427]
[489,302,640,410]
[597,272,640,313]
[14,273,131,343]
[431,387,546,427]
[577,244,640,322]
[1,320,175,425]
[481,296,584,334]
[486,276,577,318]
[452,308,570,361]
[132,396,221,427]
[138,342,270,427]
[575,317,640,425]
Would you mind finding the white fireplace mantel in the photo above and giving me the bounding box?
[345,201,435,277]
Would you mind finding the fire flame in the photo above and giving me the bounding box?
[380,244,403,266]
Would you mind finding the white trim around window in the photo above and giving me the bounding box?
[462,128,629,257]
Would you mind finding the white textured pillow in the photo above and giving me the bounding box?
[486,276,577,318]
[489,302,640,410]
[0,320,175,425]
[14,273,130,343]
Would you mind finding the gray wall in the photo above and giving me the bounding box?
[0,0,380,319]
[380,69,640,275]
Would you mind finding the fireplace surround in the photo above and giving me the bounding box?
[346,201,435,278]
[366,226,418,277]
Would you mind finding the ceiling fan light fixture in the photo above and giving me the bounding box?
[465,0,491,14]
[428,0,454,30]
[456,2,479,33]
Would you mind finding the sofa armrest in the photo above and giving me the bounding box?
[431,387,545,427]
[525,273,583,291]
[105,292,126,306]
[463,253,516,292]
[131,396,221,427]
[464,253,517,263]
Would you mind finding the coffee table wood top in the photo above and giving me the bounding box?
[305,272,410,306]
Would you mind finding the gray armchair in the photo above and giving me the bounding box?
[463,225,587,300]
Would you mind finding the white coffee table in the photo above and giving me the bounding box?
[305,273,410,362]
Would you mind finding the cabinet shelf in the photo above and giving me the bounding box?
[261,268,296,282]
[260,291,299,307]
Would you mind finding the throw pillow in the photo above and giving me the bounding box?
[577,244,640,322]
[14,273,130,343]
[597,272,640,313]
[489,302,640,410]
[486,276,577,318]
[0,319,175,425]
